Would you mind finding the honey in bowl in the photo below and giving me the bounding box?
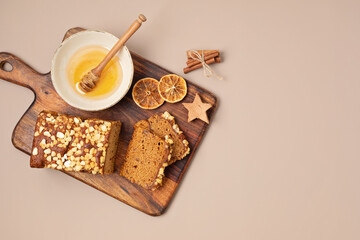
[67,46,123,98]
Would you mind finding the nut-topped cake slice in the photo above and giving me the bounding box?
[30,111,121,174]
[148,111,190,165]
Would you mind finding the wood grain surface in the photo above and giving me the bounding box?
[0,28,217,216]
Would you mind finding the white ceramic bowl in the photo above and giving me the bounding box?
[51,30,134,111]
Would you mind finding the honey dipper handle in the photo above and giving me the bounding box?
[93,14,147,76]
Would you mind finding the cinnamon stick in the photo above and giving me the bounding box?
[183,57,220,74]
[186,50,219,59]
[186,52,219,68]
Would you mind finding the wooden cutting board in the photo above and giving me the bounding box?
[0,27,217,216]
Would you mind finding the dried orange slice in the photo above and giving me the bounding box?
[132,78,164,109]
[158,74,187,103]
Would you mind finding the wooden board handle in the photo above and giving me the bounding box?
[0,52,45,91]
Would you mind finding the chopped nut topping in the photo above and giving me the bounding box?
[165,135,174,144]
[56,132,65,138]
[75,165,82,171]
[64,160,71,168]
[32,147,38,156]
[94,134,100,140]
[172,124,180,133]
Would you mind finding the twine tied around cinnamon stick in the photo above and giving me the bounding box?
[187,50,223,80]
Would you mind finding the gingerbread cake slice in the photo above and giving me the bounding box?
[30,111,121,174]
[147,111,190,165]
[119,120,173,191]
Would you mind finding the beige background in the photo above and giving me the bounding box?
[1,0,359,239]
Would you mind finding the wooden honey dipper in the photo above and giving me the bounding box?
[79,14,146,92]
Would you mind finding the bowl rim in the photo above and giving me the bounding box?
[51,29,134,111]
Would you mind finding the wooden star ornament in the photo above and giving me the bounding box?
[182,94,213,124]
